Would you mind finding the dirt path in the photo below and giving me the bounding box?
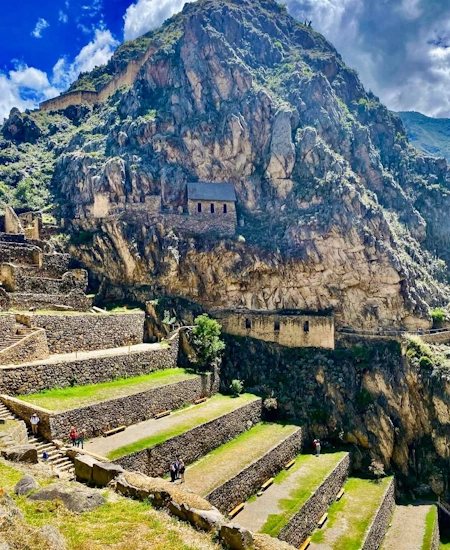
[0,342,163,368]
[381,504,432,550]
[236,453,344,534]
[185,424,300,496]
[84,394,257,458]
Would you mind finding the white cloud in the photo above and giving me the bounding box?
[59,10,68,23]
[123,0,193,41]
[31,18,50,38]
[0,75,34,122]
[52,29,119,89]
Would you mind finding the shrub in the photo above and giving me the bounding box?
[230,379,244,397]
[431,307,446,328]
[368,459,386,482]
[419,356,434,369]
[191,314,225,372]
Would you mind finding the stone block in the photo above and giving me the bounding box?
[29,483,106,513]
[14,474,39,496]
[92,462,124,487]
[75,455,98,484]
[1,444,38,463]
[219,523,255,550]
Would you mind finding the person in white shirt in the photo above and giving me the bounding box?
[30,413,40,435]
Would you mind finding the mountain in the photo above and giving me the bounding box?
[398,110,450,162]
[2,0,450,331]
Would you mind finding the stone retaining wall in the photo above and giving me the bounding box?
[1,263,87,294]
[0,329,49,366]
[114,398,263,476]
[0,243,41,266]
[7,372,220,441]
[0,333,179,395]
[0,314,15,339]
[361,477,395,550]
[10,290,92,312]
[0,419,28,446]
[278,453,351,547]
[0,396,52,440]
[28,312,145,353]
[41,253,71,277]
[206,427,304,514]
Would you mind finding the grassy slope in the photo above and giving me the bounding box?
[186,422,299,495]
[260,451,348,537]
[398,111,450,161]
[310,476,393,550]
[107,393,258,460]
[422,505,437,549]
[17,369,195,411]
[0,460,220,550]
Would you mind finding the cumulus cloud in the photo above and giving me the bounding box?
[285,0,450,116]
[123,0,193,41]
[52,29,119,89]
[31,18,50,38]
[59,11,68,23]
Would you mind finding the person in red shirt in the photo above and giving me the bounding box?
[70,427,77,447]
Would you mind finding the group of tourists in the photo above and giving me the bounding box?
[169,458,185,483]
[69,427,85,448]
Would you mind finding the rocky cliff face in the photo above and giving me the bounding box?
[2,0,450,329]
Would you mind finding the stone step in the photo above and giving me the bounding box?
[309,476,394,550]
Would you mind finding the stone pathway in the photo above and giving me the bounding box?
[381,504,433,550]
[0,342,163,368]
[185,423,300,496]
[237,452,346,534]
[84,394,258,458]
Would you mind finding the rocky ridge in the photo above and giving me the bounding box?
[2,0,450,329]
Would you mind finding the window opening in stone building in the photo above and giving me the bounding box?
[303,320,310,333]
[210,203,215,213]
[274,320,280,332]
[197,203,202,213]
[245,318,251,329]
[223,204,227,214]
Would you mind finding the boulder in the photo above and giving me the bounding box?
[75,455,98,484]
[92,462,124,487]
[219,523,255,550]
[1,445,38,464]
[28,483,106,513]
[14,475,39,496]
[40,524,67,550]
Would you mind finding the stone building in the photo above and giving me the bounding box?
[213,309,335,349]
[187,182,237,225]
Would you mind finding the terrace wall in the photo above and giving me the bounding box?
[361,478,395,550]
[114,398,263,477]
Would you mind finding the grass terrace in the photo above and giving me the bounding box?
[16,369,196,412]
[106,393,259,461]
[186,422,300,496]
[0,460,221,550]
[422,506,438,549]
[310,476,393,550]
[259,451,348,537]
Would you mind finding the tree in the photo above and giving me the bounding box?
[191,314,225,372]
[230,379,244,397]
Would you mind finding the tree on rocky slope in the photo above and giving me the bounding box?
[191,314,225,372]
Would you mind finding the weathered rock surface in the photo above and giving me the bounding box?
[28,483,106,512]
[1,444,38,464]
[14,474,39,496]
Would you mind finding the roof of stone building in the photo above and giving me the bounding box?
[187,182,236,202]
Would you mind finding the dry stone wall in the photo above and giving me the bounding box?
[278,453,350,547]
[2,369,217,441]
[28,312,145,353]
[0,243,41,266]
[361,478,395,550]
[41,253,71,277]
[114,398,263,476]
[206,427,304,513]
[9,290,92,312]
[0,329,48,365]
[0,314,15,339]
[0,333,179,395]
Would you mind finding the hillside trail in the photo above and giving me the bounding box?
[380,504,432,550]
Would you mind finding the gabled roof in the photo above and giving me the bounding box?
[187,182,236,202]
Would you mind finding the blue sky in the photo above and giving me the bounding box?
[1,0,450,121]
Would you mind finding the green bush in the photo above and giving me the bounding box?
[191,314,225,372]
[431,307,446,328]
[230,379,244,397]
[419,356,434,369]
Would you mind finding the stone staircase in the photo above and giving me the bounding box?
[0,323,35,352]
[0,401,75,477]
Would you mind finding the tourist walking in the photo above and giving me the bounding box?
[174,457,181,479]
[313,438,321,457]
[76,430,85,449]
[30,413,40,435]
[169,462,177,483]
[178,459,185,483]
[70,427,77,447]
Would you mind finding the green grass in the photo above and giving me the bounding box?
[422,505,437,549]
[17,369,195,412]
[260,451,348,537]
[107,394,258,460]
[440,536,450,550]
[311,476,393,550]
[0,461,220,550]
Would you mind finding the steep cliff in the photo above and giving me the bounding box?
[2,0,450,330]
